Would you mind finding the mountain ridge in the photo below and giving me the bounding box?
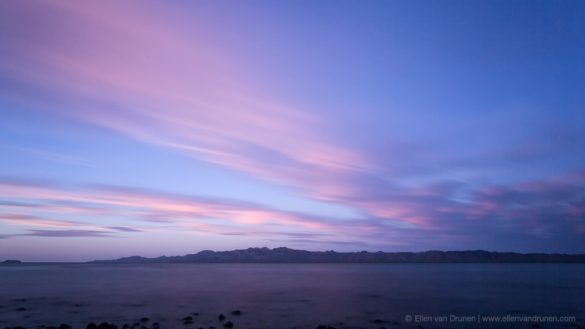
[90,247,585,263]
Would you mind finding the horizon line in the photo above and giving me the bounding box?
[4,246,585,264]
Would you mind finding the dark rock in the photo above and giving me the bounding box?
[98,322,118,329]
[230,310,241,316]
[223,322,233,329]
[140,318,149,323]
[152,323,160,328]
[373,319,384,324]
[58,324,72,329]
[183,316,193,325]
[15,307,27,311]
[317,326,327,329]
[86,323,98,329]
[218,314,225,322]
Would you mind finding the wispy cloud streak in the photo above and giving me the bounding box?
[1,173,584,251]
[0,178,381,246]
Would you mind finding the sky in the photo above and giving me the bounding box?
[1,0,584,261]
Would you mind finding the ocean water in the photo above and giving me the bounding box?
[0,263,584,329]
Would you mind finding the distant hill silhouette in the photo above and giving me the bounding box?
[1,260,22,264]
[90,247,585,263]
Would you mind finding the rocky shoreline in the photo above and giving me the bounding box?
[2,299,584,329]
[3,312,584,329]
[2,311,404,329]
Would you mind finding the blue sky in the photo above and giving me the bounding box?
[0,0,584,261]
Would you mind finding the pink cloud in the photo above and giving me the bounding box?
[0,179,384,246]
[1,1,443,230]
[0,1,383,222]
[0,213,82,229]
[1,170,584,251]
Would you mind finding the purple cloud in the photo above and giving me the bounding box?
[23,230,113,238]
[1,170,584,252]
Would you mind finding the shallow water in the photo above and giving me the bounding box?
[0,263,584,329]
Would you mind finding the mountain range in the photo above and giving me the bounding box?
[90,247,585,263]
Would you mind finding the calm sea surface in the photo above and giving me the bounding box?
[0,263,584,329]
